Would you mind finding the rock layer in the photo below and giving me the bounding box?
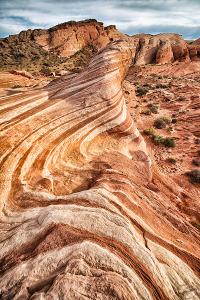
[0,39,200,299]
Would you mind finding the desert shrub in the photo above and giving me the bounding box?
[167,157,177,164]
[171,118,177,124]
[154,116,172,129]
[12,84,22,88]
[186,169,200,184]
[41,66,52,75]
[136,86,148,96]
[154,118,166,129]
[162,137,176,148]
[153,135,164,145]
[147,103,159,114]
[143,127,175,148]
[142,109,151,115]
[167,126,173,132]
[192,159,200,167]
[143,127,155,136]
[156,83,168,89]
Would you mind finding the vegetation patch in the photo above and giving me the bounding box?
[154,116,171,129]
[147,103,159,114]
[136,86,149,96]
[186,169,200,184]
[143,128,176,148]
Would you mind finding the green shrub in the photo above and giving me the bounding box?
[162,137,176,148]
[147,103,159,114]
[154,118,166,129]
[186,170,200,184]
[153,135,164,145]
[171,118,177,124]
[154,116,172,129]
[143,127,155,136]
[167,126,173,132]
[136,86,148,97]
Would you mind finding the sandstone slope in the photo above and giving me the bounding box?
[0,39,200,299]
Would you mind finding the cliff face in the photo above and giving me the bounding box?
[0,20,200,74]
[0,39,200,299]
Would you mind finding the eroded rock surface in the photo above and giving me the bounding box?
[0,39,200,300]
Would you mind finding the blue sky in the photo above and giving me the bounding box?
[0,0,200,39]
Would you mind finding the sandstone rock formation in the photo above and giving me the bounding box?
[133,33,190,65]
[0,38,200,299]
[35,20,125,57]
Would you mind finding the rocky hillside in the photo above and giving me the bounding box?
[1,19,200,75]
[0,19,124,74]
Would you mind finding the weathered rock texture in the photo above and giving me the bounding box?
[0,38,200,299]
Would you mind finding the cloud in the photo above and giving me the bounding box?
[0,0,200,39]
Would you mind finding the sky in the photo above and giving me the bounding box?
[0,0,200,39]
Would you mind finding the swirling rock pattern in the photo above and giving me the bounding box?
[0,40,200,300]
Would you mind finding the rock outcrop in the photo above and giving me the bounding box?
[35,20,125,56]
[133,33,190,65]
[0,39,200,299]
